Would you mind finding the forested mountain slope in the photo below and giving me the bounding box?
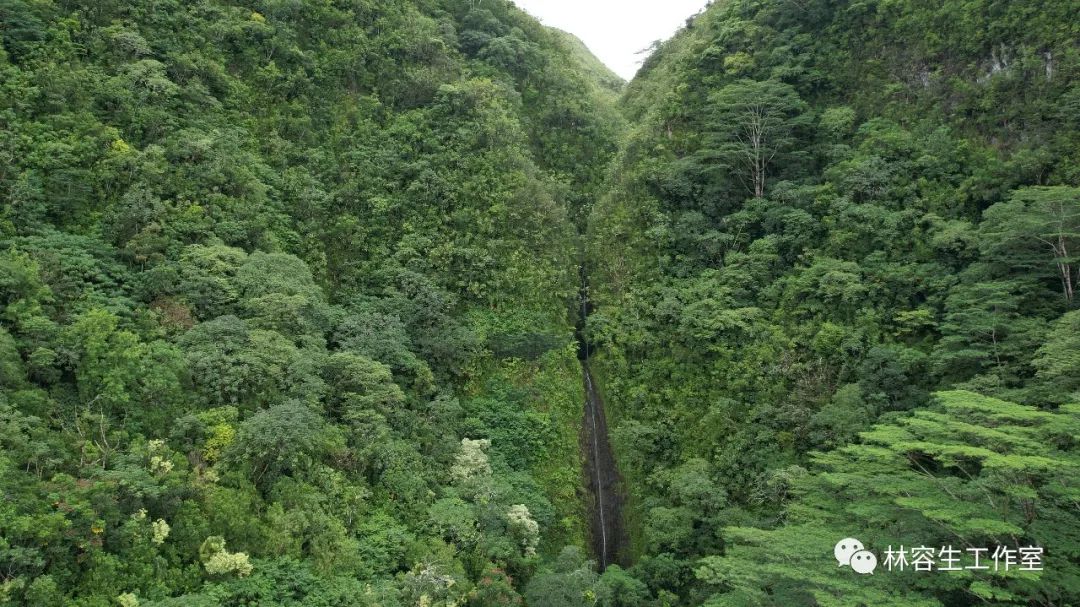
[3,0,1080,606]
[0,0,624,604]
[585,0,1080,605]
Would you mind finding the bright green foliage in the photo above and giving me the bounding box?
[505,504,540,557]
[63,308,185,430]
[199,536,253,578]
[696,391,1080,606]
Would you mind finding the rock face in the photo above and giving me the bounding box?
[581,361,630,570]
[574,266,629,568]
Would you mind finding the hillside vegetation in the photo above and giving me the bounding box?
[2,0,1079,606]
[586,0,1080,605]
[0,0,622,604]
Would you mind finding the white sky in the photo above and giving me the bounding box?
[512,0,712,80]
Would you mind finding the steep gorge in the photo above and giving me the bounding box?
[3,0,1079,605]
[575,267,629,570]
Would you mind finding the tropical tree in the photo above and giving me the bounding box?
[980,186,1080,305]
[697,391,1080,607]
[705,79,809,199]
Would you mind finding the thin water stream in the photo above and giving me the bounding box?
[576,266,628,570]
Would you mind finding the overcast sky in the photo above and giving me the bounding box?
[512,1,711,80]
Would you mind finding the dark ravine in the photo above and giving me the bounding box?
[576,267,630,570]
[581,361,630,570]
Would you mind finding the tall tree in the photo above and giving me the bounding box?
[706,80,809,199]
[981,186,1080,305]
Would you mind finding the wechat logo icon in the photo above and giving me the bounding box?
[835,537,877,575]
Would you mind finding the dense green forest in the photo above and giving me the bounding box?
[1,0,1078,606]
[585,0,1080,605]
[0,0,624,604]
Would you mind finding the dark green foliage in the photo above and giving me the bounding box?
[523,546,599,607]
[703,79,810,200]
[468,566,523,606]
[1031,310,1080,401]
[585,0,1080,603]
[225,401,338,490]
